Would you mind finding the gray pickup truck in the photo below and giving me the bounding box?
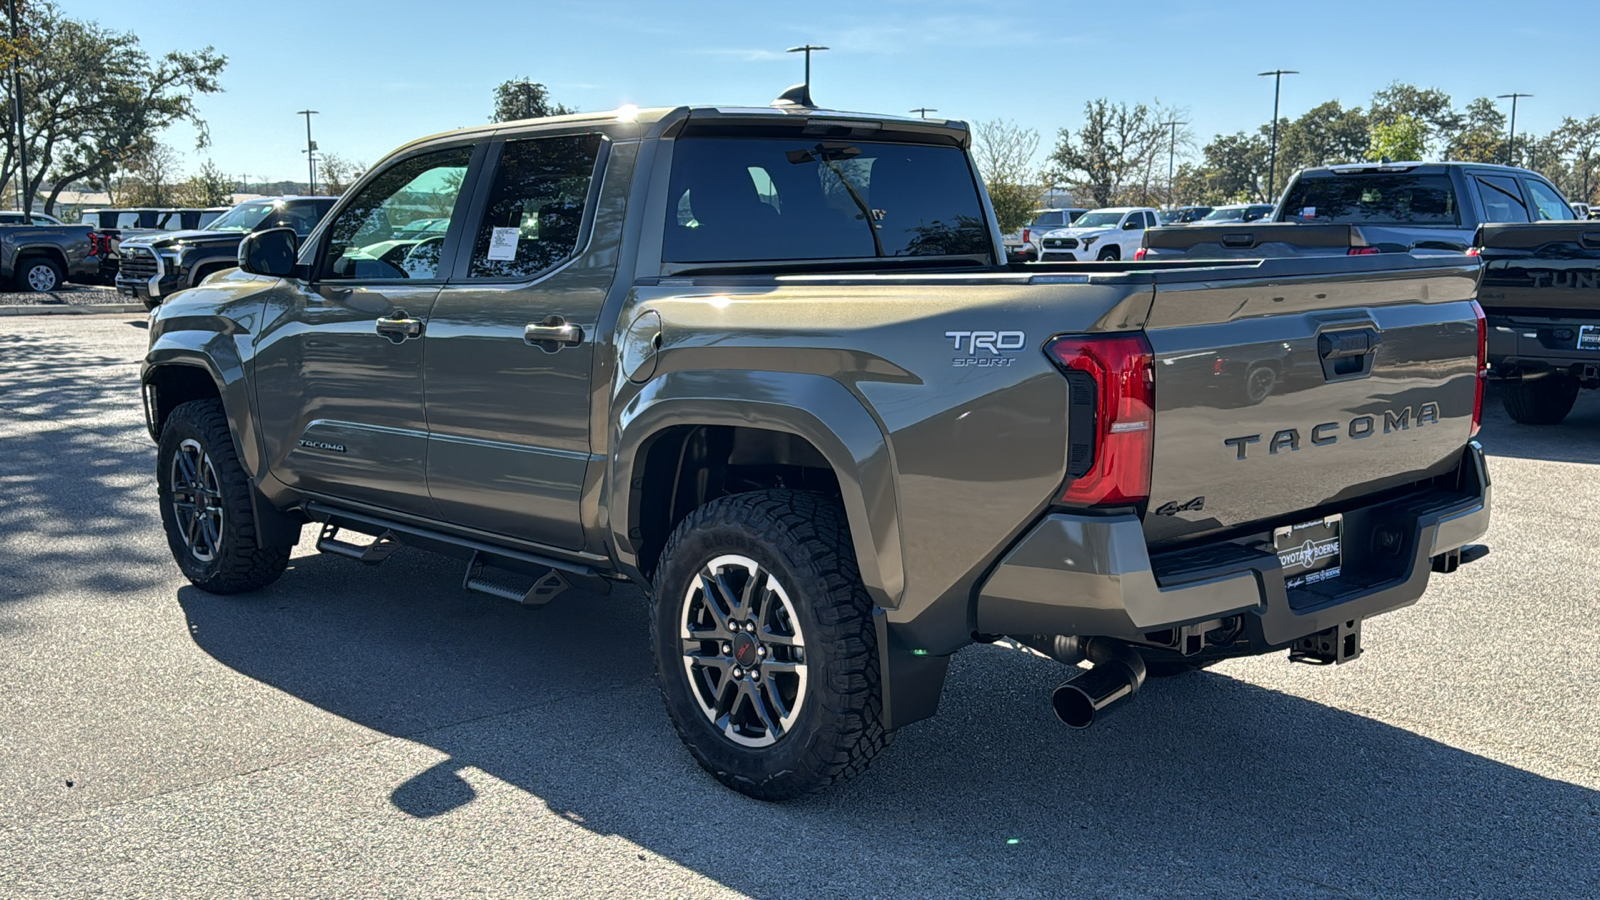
[0,222,101,291]
[140,100,1492,800]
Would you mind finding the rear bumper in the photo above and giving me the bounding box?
[974,442,1491,650]
[1486,314,1600,380]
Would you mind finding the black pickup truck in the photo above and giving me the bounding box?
[1476,222,1600,424]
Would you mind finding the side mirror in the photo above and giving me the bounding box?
[1123,219,1142,230]
[238,227,299,277]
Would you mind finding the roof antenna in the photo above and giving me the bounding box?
[773,83,816,109]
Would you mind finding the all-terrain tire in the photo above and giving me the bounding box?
[16,254,63,292]
[1501,375,1579,425]
[650,490,892,801]
[157,398,291,594]
[1097,246,1120,261]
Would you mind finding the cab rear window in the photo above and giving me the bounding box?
[1280,174,1460,226]
[663,137,990,263]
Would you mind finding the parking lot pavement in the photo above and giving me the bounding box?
[0,283,122,307]
[1,314,1597,898]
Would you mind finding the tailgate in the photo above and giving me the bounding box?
[1140,256,1482,546]
[1144,223,1360,259]
[1476,222,1600,316]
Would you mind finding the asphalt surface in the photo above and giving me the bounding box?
[1,314,1597,898]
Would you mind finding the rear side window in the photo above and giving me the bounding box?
[1032,211,1064,228]
[467,134,603,279]
[663,137,990,263]
[1525,180,1576,221]
[1279,174,1460,225]
[1474,175,1529,223]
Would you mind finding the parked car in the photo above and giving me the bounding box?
[1036,206,1158,260]
[117,196,337,309]
[1475,221,1600,424]
[1159,205,1212,225]
[1199,203,1274,225]
[141,101,1490,800]
[0,222,101,291]
[0,210,66,226]
[1002,207,1087,261]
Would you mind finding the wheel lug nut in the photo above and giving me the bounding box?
[732,667,744,679]
[757,646,767,658]
[721,642,731,655]
[745,622,756,633]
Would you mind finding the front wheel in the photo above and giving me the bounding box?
[1097,246,1120,261]
[650,490,891,801]
[157,398,291,594]
[1501,374,1579,425]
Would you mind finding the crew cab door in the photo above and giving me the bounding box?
[252,144,480,517]
[421,133,620,550]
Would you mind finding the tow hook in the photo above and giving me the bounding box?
[1051,638,1147,729]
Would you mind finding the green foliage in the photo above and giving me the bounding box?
[175,159,237,207]
[1196,131,1269,203]
[0,1,226,215]
[1367,117,1428,162]
[1446,97,1507,163]
[972,118,1044,233]
[1368,82,1461,157]
[1046,99,1187,207]
[491,79,573,122]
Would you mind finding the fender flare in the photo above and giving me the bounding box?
[610,369,905,609]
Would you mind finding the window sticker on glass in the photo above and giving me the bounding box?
[1300,207,1316,218]
[487,226,520,261]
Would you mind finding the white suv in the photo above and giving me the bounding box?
[1037,207,1158,261]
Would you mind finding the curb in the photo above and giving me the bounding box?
[0,303,146,316]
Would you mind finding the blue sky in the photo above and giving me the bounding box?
[80,0,1596,182]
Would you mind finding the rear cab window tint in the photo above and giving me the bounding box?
[662,137,990,263]
[1474,175,1529,223]
[1280,173,1460,225]
[467,134,603,279]
[1525,180,1576,221]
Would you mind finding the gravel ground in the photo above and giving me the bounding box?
[0,283,122,306]
[0,314,1597,898]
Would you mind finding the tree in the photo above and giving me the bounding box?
[1367,116,1428,162]
[1273,101,1370,172]
[1046,99,1167,207]
[118,142,183,207]
[317,153,367,196]
[175,158,237,207]
[1446,97,1507,163]
[491,79,572,122]
[0,2,225,215]
[1197,131,1270,203]
[972,119,1043,232]
[1552,115,1600,205]
[1369,82,1461,157]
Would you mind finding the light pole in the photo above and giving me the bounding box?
[297,109,319,195]
[1497,93,1531,167]
[1259,69,1298,202]
[1162,119,1188,208]
[8,0,29,221]
[786,44,828,99]
[909,107,937,119]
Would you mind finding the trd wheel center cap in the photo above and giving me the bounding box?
[732,633,760,668]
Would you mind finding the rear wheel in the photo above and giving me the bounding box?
[1097,246,1120,262]
[1501,374,1579,425]
[16,255,63,292]
[651,490,891,801]
[157,399,291,594]
[1244,364,1279,404]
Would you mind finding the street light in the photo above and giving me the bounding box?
[1497,93,1532,167]
[8,0,30,221]
[297,109,319,195]
[786,44,828,98]
[909,107,937,119]
[1161,119,1188,208]
[1258,69,1298,201]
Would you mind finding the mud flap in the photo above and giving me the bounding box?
[875,609,950,731]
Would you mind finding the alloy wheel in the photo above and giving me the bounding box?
[680,554,808,748]
[169,438,224,562]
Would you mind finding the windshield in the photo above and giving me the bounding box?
[1072,211,1124,229]
[662,136,990,264]
[1028,212,1065,228]
[1279,173,1459,225]
[206,201,276,233]
[1203,207,1250,221]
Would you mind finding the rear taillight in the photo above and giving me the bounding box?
[1347,246,1380,255]
[1465,246,1482,257]
[1471,299,1486,437]
[1047,334,1155,506]
[1022,228,1031,244]
[1133,247,1148,261]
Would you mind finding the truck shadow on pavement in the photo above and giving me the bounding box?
[1476,383,1600,465]
[179,547,1599,898]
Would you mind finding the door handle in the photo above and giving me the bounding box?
[525,317,584,351]
[375,312,424,342]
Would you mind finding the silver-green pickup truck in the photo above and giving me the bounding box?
[140,100,1491,800]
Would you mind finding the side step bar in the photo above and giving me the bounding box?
[463,551,570,607]
[316,525,403,565]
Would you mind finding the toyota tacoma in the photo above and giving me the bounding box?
[141,97,1492,800]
